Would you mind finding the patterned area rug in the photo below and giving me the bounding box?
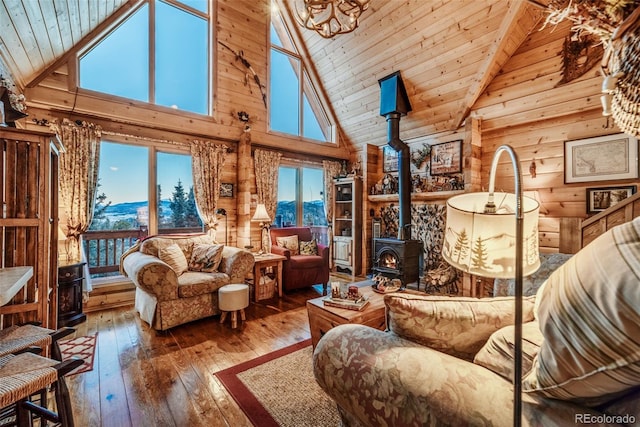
[58,333,98,376]
[216,339,340,427]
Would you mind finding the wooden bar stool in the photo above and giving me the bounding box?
[0,352,82,427]
[218,284,249,329]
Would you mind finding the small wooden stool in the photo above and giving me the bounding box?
[218,284,249,328]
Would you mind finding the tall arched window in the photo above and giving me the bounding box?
[270,2,333,142]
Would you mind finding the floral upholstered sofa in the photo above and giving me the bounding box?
[314,217,640,426]
[121,234,254,331]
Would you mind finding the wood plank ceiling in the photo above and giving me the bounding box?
[0,0,549,149]
[0,0,130,87]
[280,0,547,147]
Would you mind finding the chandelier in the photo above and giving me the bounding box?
[295,0,370,38]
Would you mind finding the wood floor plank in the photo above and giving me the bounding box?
[67,284,328,426]
[96,310,133,427]
[113,308,171,426]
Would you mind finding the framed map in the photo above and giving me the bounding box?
[565,133,639,183]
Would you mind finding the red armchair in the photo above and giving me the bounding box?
[269,227,329,294]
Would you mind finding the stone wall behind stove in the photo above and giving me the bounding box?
[378,204,447,271]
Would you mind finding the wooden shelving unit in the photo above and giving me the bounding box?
[332,177,362,276]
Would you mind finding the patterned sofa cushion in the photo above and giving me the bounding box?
[523,217,640,406]
[158,244,188,275]
[188,243,224,272]
[474,321,544,381]
[140,234,215,259]
[385,293,536,360]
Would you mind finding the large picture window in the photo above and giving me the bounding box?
[79,0,210,115]
[86,141,202,280]
[275,164,328,244]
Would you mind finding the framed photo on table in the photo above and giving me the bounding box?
[430,140,462,175]
[564,133,639,183]
[586,185,637,214]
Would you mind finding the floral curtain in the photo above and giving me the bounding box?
[254,149,282,252]
[53,119,102,295]
[54,119,102,262]
[191,140,228,235]
[323,160,343,268]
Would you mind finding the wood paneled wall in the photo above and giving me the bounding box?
[471,19,635,253]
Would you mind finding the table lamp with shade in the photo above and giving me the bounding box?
[441,145,540,427]
[251,203,272,255]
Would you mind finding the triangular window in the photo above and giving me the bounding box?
[79,0,210,116]
[270,4,332,142]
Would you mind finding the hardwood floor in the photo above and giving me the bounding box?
[66,285,327,427]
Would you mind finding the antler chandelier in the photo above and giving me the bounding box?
[295,0,370,38]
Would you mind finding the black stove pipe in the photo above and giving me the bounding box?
[386,113,411,240]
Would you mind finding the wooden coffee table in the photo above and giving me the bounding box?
[306,281,386,349]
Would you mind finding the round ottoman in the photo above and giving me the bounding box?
[218,284,249,329]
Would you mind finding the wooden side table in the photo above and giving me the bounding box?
[250,253,287,302]
[306,282,386,349]
[58,261,87,327]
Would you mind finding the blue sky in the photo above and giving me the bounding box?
[98,142,193,205]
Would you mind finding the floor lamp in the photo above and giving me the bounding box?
[441,145,540,427]
[251,203,272,255]
[216,208,227,245]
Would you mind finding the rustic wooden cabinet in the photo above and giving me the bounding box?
[0,128,62,328]
[332,177,362,275]
[58,261,87,327]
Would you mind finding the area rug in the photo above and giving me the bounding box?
[216,339,340,427]
[58,332,98,376]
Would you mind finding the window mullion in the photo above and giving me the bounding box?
[149,147,158,234]
[296,167,303,226]
[298,61,304,137]
[149,0,156,104]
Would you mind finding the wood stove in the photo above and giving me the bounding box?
[373,72,423,287]
[372,238,423,287]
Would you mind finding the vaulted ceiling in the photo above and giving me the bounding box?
[0,0,552,148]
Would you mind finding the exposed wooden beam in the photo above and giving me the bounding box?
[454,0,544,129]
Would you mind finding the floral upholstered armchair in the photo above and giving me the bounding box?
[121,234,254,331]
[314,217,640,426]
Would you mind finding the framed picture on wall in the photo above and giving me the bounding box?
[586,185,636,214]
[430,140,462,175]
[220,183,234,198]
[383,146,398,173]
[564,133,639,183]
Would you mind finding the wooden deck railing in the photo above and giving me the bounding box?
[82,229,147,276]
[82,227,205,277]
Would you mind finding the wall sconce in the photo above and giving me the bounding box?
[251,204,272,255]
[216,208,228,245]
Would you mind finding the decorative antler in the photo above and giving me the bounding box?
[218,41,267,108]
